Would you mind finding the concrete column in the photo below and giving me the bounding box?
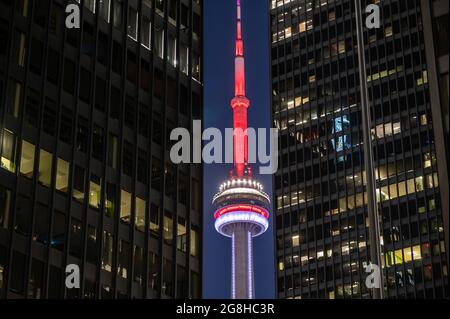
[231,223,254,299]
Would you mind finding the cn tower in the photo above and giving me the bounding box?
[212,0,270,299]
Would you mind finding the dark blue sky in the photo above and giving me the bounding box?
[202,0,275,299]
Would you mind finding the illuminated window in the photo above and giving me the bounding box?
[163,210,173,245]
[285,26,292,38]
[135,197,146,232]
[292,235,300,247]
[424,152,436,168]
[177,217,187,253]
[190,225,199,257]
[120,190,131,224]
[19,140,35,178]
[385,25,393,37]
[89,175,101,209]
[55,158,69,193]
[38,149,52,187]
[299,21,306,33]
[1,129,17,173]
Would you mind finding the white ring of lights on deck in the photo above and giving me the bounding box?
[215,211,269,237]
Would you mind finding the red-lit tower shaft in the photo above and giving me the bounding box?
[232,0,250,177]
[213,0,270,300]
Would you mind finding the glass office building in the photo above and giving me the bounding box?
[271,0,448,298]
[0,0,202,299]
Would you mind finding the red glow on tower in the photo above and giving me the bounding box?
[232,0,250,177]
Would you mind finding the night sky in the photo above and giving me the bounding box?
[202,0,275,299]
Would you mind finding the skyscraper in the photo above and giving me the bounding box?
[270,0,448,298]
[0,0,203,299]
[212,0,271,299]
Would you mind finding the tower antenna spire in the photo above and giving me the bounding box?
[232,0,250,177]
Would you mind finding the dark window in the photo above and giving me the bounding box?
[33,0,49,28]
[82,22,95,57]
[95,76,107,112]
[179,171,188,205]
[151,157,162,191]
[25,88,40,128]
[97,32,109,65]
[162,258,173,297]
[180,84,189,115]
[47,265,61,298]
[152,112,163,144]
[138,103,149,137]
[10,251,26,294]
[14,194,32,236]
[0,19,8,56]
[124,95,135,128]
[92,125,104,160]
[49,3,63,35]
[140,59,151,91]
[69,217,82,258]
[59,107,73,144]
[86,225,98,265]
[123,140,134,176]
[29,38,44,75]
[137,149,148,184]
[29,258,45,298]
[127,50,137,85]
[33,202,50,244]
[51,210,66,251]
[73,165,86,203]
[79,68,91,103]
[118,239,130,279]
[0,185,11,229]
[167,77,178,109]
[110,86,121,120]
[43,98,57,136]
[46,48,60,83]
[76,116,89,153]
[165,162,176,198]
[63,58,76,94]
[134,245,144,285]
[154,68,164,100]
[112,41,122,74]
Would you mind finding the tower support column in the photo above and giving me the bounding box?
[231,224,254,299]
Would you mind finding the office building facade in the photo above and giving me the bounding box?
[0,0,202,299]
[271,0,448,298]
